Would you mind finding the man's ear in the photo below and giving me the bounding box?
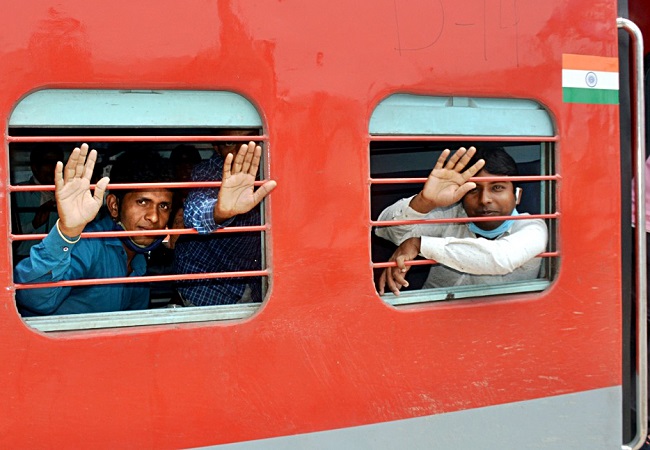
[106,194,120,219]
[515,187,522,205]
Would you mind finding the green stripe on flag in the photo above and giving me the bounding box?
[563,87,619,104]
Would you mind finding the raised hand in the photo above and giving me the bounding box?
[378,237,421,296]
[54,144,109,238]
[410,147,485,213]
[214,142,277,223]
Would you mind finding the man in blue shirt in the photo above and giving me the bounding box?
[14,144,172,316]
[173,134,277,306]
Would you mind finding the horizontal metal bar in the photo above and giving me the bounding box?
[6,135,268,143]
[13,269,270,290]
[372,252,559,269]
[10,224,269,241]
[370,175,560,185]
[369,135,559,142]
[371,212,560,227]
[9,180,270,192]
[373,259,440,269]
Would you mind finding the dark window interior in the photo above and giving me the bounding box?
[9,126,264,308]
[370,140,554,294]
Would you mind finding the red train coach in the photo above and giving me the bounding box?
[0,0,646,448]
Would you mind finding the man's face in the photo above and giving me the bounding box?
[213,129,258,159]
[110,190,173,246]
[461,169,517,231]
[175,163,195,182]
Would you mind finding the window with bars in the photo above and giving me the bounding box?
[369,95,558,305]
[8,89,272,331]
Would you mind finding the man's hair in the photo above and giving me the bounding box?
[465,147,519,178]
[170,144,202,166]
[29,145,64,166]
[109,148,173,201]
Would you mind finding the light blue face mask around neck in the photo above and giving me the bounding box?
[468,209,519,239]
[113,220,164,254]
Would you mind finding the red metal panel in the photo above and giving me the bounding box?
[0,0,622,447]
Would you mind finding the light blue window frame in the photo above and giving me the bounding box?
[10,89,265,332]
[369,94,556,306]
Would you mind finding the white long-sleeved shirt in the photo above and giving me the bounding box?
[375,197,549,288]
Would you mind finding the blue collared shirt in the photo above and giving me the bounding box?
[15,215,148,316]
[173,153,262,306]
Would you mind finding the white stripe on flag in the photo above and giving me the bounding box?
[562,69,619,90]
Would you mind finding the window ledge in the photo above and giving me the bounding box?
[23,303,260,332]
[384,279,551,306]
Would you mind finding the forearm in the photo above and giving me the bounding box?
[57,220,84,239]
[419,220,548,275]
[409,191,440,214]
[375,196,454,245]
[184,189,233,234]
[213,201,235,225]
[375,197,421,245]
[14,227,78,314]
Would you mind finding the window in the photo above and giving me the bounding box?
[369,95,558,306]
[9,89,272,331]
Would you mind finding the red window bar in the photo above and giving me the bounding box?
[8,134,272,291]
[369,135,560,271]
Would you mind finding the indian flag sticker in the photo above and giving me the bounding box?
[562,54,619,104]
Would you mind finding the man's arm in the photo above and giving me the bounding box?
[185,142,276,235]
[419,218,548,275]
[14,143,109,315]
[376,147,484,245]
[379,218,548,295]
[184,186,222,234]
[375,197,421,245]
[376,147,485,294]
[15,229,89,315]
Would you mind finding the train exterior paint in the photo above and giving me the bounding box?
[0,0,634,449]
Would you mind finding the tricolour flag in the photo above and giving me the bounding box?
[562,54,619,104]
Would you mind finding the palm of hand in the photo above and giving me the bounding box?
[57,178,102,229]
[422,168,469,206]
[219,172,256,216]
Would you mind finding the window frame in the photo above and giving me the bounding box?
[8,89,272,332]
[368,94,559,307]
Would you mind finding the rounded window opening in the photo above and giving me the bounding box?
[9,89,274,332]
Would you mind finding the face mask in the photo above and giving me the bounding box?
[112,221,164,254]
[468,209,519,239]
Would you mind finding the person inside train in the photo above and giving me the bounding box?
[12,145,64,261]
[168,144,202,249]
[375,146,548,296]
[173,130,277,306]
[145,144,203,306]
[14,141,267,316]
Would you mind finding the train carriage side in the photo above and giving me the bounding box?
[0,0,636,448]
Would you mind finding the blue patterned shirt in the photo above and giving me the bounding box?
[173,153,262,306]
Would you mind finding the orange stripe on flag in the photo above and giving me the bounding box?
[562,54,618,72]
